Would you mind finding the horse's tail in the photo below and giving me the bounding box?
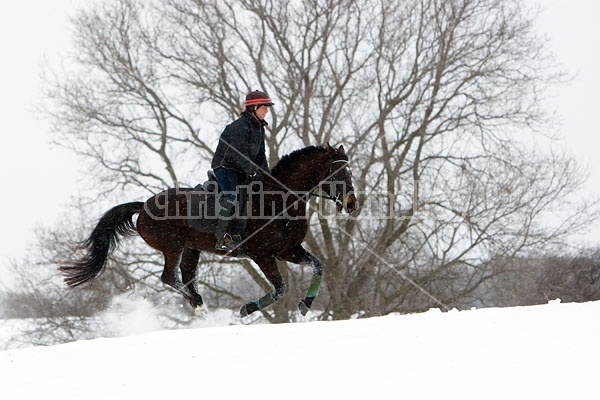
[59,201,144,287]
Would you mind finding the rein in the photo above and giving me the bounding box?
[260,159,348,207]
[260,180,339,204]
[308,191,339,203]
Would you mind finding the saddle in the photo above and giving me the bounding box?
[187,170,248,235]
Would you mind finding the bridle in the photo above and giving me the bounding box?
[309,159,349,209]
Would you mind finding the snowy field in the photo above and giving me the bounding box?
[1,300,599,399]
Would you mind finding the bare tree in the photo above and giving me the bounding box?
[42,0,595,322]
[538,249,600,302]
[473,246,600,308]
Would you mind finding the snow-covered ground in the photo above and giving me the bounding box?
[1,300,599,399]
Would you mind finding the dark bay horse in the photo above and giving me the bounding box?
[59,143,358,317]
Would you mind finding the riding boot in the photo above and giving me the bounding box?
[214,199,240,251]
[227,186,247,249]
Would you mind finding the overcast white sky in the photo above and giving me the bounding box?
[0,0,599,268]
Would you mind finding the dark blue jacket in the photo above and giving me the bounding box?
[211,113,269,177]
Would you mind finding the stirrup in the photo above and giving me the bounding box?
[215,233,239,251]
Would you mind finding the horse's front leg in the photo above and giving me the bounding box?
[240,257,286,317]
[297,255,323,316]
[279,246,323,316]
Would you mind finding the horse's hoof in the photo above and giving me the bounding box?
[298,300,310,316]
[240,302,259,317]
[194,304,208,319]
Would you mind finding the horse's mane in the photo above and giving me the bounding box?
[271,145,327,177]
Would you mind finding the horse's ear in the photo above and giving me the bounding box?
[326,142,335,153]
[337,145,345,154]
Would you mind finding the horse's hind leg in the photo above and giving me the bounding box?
[179,247,205,314]
[160,248,199,308]
[240,257,286,317]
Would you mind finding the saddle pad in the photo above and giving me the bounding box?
[187,183,220,234]
[186,182,248,235]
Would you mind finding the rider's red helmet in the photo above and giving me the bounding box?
[244,90,274,108]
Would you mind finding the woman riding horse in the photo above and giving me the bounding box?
[210,90,274,251]
[60,140,358,317]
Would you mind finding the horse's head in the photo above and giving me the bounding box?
[321,143,359,215]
